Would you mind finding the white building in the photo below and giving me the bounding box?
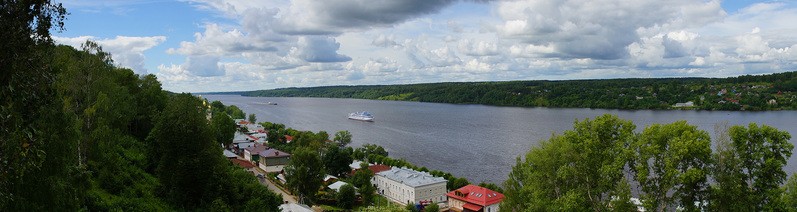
[673,101,695,108]
[250,132,268,143]
[245,123,264,133]
[373,167,447,205]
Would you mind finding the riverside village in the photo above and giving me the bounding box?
[226,118,506,212]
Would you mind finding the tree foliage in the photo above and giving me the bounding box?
[351,162,375,189]
[248,113,257,123]
[715,123,794,211]
[211,112,236,147]
[323,145,354,178]
[226,105,246,119]
[502,114,795,211]
[285,148,325,204]
[148,94,229,209]
[337,184,356,209]
[0,0,74,209]
[1,3,282,209]
[631,121,712,211]
[244,72,797,111]
[424,202,440,212]
[334,130,353,146]
[783,174,797,210]
[358,183,376,206]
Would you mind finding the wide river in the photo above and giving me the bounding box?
[204,95,797,184]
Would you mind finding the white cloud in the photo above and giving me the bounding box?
[167,23,280,56]
[54,35,166,75]
[496,0,725,60]
[288,36,352,63]
[408,44,462,68]
[154,0,797,92]
[372,34,400,47]
[360,58,400,74]
[458,39,499,56]
[184,55,225,77]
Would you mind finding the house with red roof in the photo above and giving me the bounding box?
[349,164,391,176]
[235,119,250,127]
[230,158,257,173]
[446,184,504,212]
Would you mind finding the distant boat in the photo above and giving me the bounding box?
[348,111,374,122]
[266,102,278,105]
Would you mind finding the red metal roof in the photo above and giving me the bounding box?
[368,164,391,173]
[284,135,293,141]
[350,164,392,175]
[230,158,255,169]
[462,203,483,211]
[446,184,505,207]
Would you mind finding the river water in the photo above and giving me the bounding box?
[204,95,797,184]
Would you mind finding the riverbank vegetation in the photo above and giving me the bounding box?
[243,71,797,111]
[501,114,797,211]
[1,2,280,210]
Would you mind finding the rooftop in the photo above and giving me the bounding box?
[446,184,504,206]
[230,158,255,169]
[279,203,313,212]
[258,148,290,158]
[232,133,250,143]
[223,149,237,158]
[327,181,350,192]
[351,164,391,175]
[376,167,447,188]
[244,144,269,154]
[349,160,372,169]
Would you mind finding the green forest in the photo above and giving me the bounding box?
[1,2,281,210]
[243,72,797,111]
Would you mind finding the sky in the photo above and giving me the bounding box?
[53,0,797,93]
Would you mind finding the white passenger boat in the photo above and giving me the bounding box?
[348,111,374,122]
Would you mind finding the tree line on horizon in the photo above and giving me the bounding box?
[1,1,281,210]
[501,114,797,211]
[243,71,797,111]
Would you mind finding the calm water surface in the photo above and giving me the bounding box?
[204,95,797,184]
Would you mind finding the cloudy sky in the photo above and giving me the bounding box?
[54,0,797,92]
